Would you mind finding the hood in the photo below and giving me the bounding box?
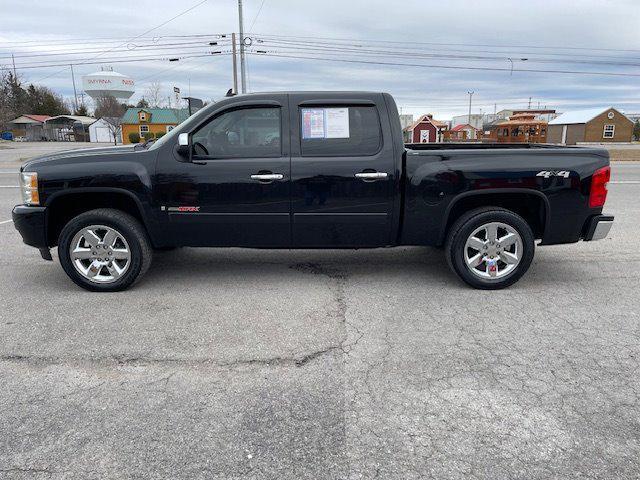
[21,144,138,171]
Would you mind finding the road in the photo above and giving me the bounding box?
[0,144,639,479]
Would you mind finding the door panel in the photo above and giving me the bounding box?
[155,97,291,247]
[289,94,396,247]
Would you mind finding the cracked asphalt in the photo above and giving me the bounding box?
[0,144,639,479]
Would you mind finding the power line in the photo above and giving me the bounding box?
[250,32,640,54]
[249,0,267,32]
[2,52,230,71]
[250,41,640,68]
[30,0,210,83]
[252,36,640,63]
[2,40,228,60]
[9,46,229,68]
[94,0,210,61]
[248,51,640,77]
[7,49,226,69]
[0,33,220,47]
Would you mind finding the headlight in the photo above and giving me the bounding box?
[19,171,39,205]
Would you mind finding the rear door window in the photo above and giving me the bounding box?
[300,105,382,156]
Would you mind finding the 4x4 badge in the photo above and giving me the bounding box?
[166,206,201,212]
[537,170,570,178]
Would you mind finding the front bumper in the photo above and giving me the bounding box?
[584,214,614,241]
[12,205,48,248]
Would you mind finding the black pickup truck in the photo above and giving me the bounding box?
[13,91,613,291]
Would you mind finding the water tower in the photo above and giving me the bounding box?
[82,67,135,103]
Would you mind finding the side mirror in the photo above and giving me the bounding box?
[177,132,190,157]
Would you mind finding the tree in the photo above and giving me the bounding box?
[136,98,149,109]
[94,95,126,145]
[74,103,89,116]
[24,84,69,116]
[0,71,14,130]
[0,72,27,130]
[0,72,69,131]
[634,121,640,142]
[144,82,163,107]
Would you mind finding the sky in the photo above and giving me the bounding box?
[0,0,639,120]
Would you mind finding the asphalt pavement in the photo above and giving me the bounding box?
[0,144,639,479]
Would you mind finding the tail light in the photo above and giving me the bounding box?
[589,166,610,208]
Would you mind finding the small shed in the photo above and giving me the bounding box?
[486,113,547,144]
[548,107,633,145]
[403,114,448,143]
[89,118,122,144]
[448,123,480,141]
[8,114,50,141]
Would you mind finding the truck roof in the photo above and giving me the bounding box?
[229,91,386,98]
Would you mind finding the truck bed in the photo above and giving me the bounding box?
[405,142,583,151]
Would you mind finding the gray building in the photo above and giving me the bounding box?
[399,114,414,130]
[452,114,484,130]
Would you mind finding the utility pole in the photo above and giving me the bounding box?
[238,0,247,93]
[231,32,239,94]
[70,64,79,113]
[467,91,474,125]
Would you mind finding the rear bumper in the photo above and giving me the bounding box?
[12,205,48,248]
[584,214,614,241]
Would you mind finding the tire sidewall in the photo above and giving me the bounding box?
[58,212,145,292]
[448,210,535,289]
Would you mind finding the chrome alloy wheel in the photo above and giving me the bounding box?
[69,225,131,284]
[463,222,523,280]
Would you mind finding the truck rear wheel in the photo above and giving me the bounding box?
[445,207,535,289]
[58,209,152,292]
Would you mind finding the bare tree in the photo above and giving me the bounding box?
[94,95,126,145]
[144,82,163,108]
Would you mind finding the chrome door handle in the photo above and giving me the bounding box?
[355,172,388,180]
[251,173,284,181]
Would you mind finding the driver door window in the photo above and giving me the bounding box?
[192,107,281,158]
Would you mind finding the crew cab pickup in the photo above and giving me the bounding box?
[13,91,613,291]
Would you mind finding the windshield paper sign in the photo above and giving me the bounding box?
[302,108,350,139]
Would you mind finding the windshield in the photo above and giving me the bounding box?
[147,105,214,151]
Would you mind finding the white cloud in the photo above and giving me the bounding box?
[1,0,638,118]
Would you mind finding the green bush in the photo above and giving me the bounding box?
[142,131,154,141]
[128,132,140,144]
[155,132,165,139]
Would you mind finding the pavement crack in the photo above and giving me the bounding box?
[0,349,344,370]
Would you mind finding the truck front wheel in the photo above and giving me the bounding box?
[445,208,535,289]
[58,209,152,292]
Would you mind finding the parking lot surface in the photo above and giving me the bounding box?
[1,144,639,479]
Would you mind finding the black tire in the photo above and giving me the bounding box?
[445,207,535,290]
[58,208,152,292]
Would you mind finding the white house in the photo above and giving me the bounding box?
[89,118,122,144]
